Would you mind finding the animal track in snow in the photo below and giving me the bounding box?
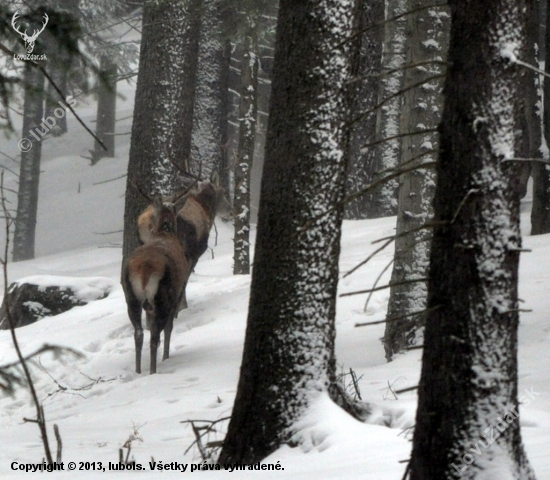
[108,324,132,339]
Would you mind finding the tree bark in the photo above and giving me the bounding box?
[218,0,353,464]
[409,0,537,478]
[189,0,227,178]
[383,2,449,361]
[368,0,409,218]
[13,64,45,262]
[531,0,550,234]
[344,0,384,219]
[92,56,117,163]
[233,25,259,275]
[122,0,202,265]
[219,39,232,194]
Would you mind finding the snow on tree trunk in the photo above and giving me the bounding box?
[122,0,202,264]
[383,2,449,361]
[218,0,353,464]
[92,56,117,163]
[531,0,550,235]
[13,64,45,262]
[219,40,232,195]
[409,0,537,478]
[368,0,409,218]
[233,25,259,275]
[344,0,383,219]
[189,0,227,179]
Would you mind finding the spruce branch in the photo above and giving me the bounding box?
[348,60,448,85]
[348,74,446,128]
[0,42,107,151]
[362,131,438,152]
[344,219,441,279]
[341,278,429,298]
[339,2,448,47]
[363,257,394,313]
[355,306,442,327]
[1,172,52,464]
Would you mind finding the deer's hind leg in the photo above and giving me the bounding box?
[125,287,144,374]
[162,314,174,362]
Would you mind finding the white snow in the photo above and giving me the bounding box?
[9,275,114,302]
[422,39,440,50]
[0,177,548,478]
[0,43,549,480]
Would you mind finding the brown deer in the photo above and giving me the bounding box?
[137,172,232,309]
[122,192,193,374]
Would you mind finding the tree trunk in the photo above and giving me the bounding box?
[514,0,540,202]
[189,0,227,178]
[344,0,384,219]
[13,64,45,262]
[368,0,409,218]
[218,0,353,464]
[531,0,550,234]
[383,2,449,361]
[409,0,537,478]
[42,0,79,137]
[92,56,117,163]
[122,0,202,265]
[219,40,232,194]
[531,161,550,233]
[43,73,67,137]
[233,26,259,275]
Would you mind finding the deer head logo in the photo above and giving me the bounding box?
[11,11,49,54]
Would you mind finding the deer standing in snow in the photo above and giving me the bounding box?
[122,190,193,374]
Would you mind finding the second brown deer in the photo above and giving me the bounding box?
[137,172,232,309]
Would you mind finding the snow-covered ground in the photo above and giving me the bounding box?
[1,67,549,480]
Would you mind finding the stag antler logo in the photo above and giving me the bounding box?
[11,11,49,54]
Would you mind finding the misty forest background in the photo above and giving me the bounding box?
[0,0,550,478]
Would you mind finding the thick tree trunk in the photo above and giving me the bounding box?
[233,27,259,275]
[92,56,117,163]
[13,64,45,262]
[383,2,449,361]
[409,0,537,478]
[122,0,202,265]
[368,0,409,218]
[218,0,353,464]
[344,0,383,219]
[189,0,227,178]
